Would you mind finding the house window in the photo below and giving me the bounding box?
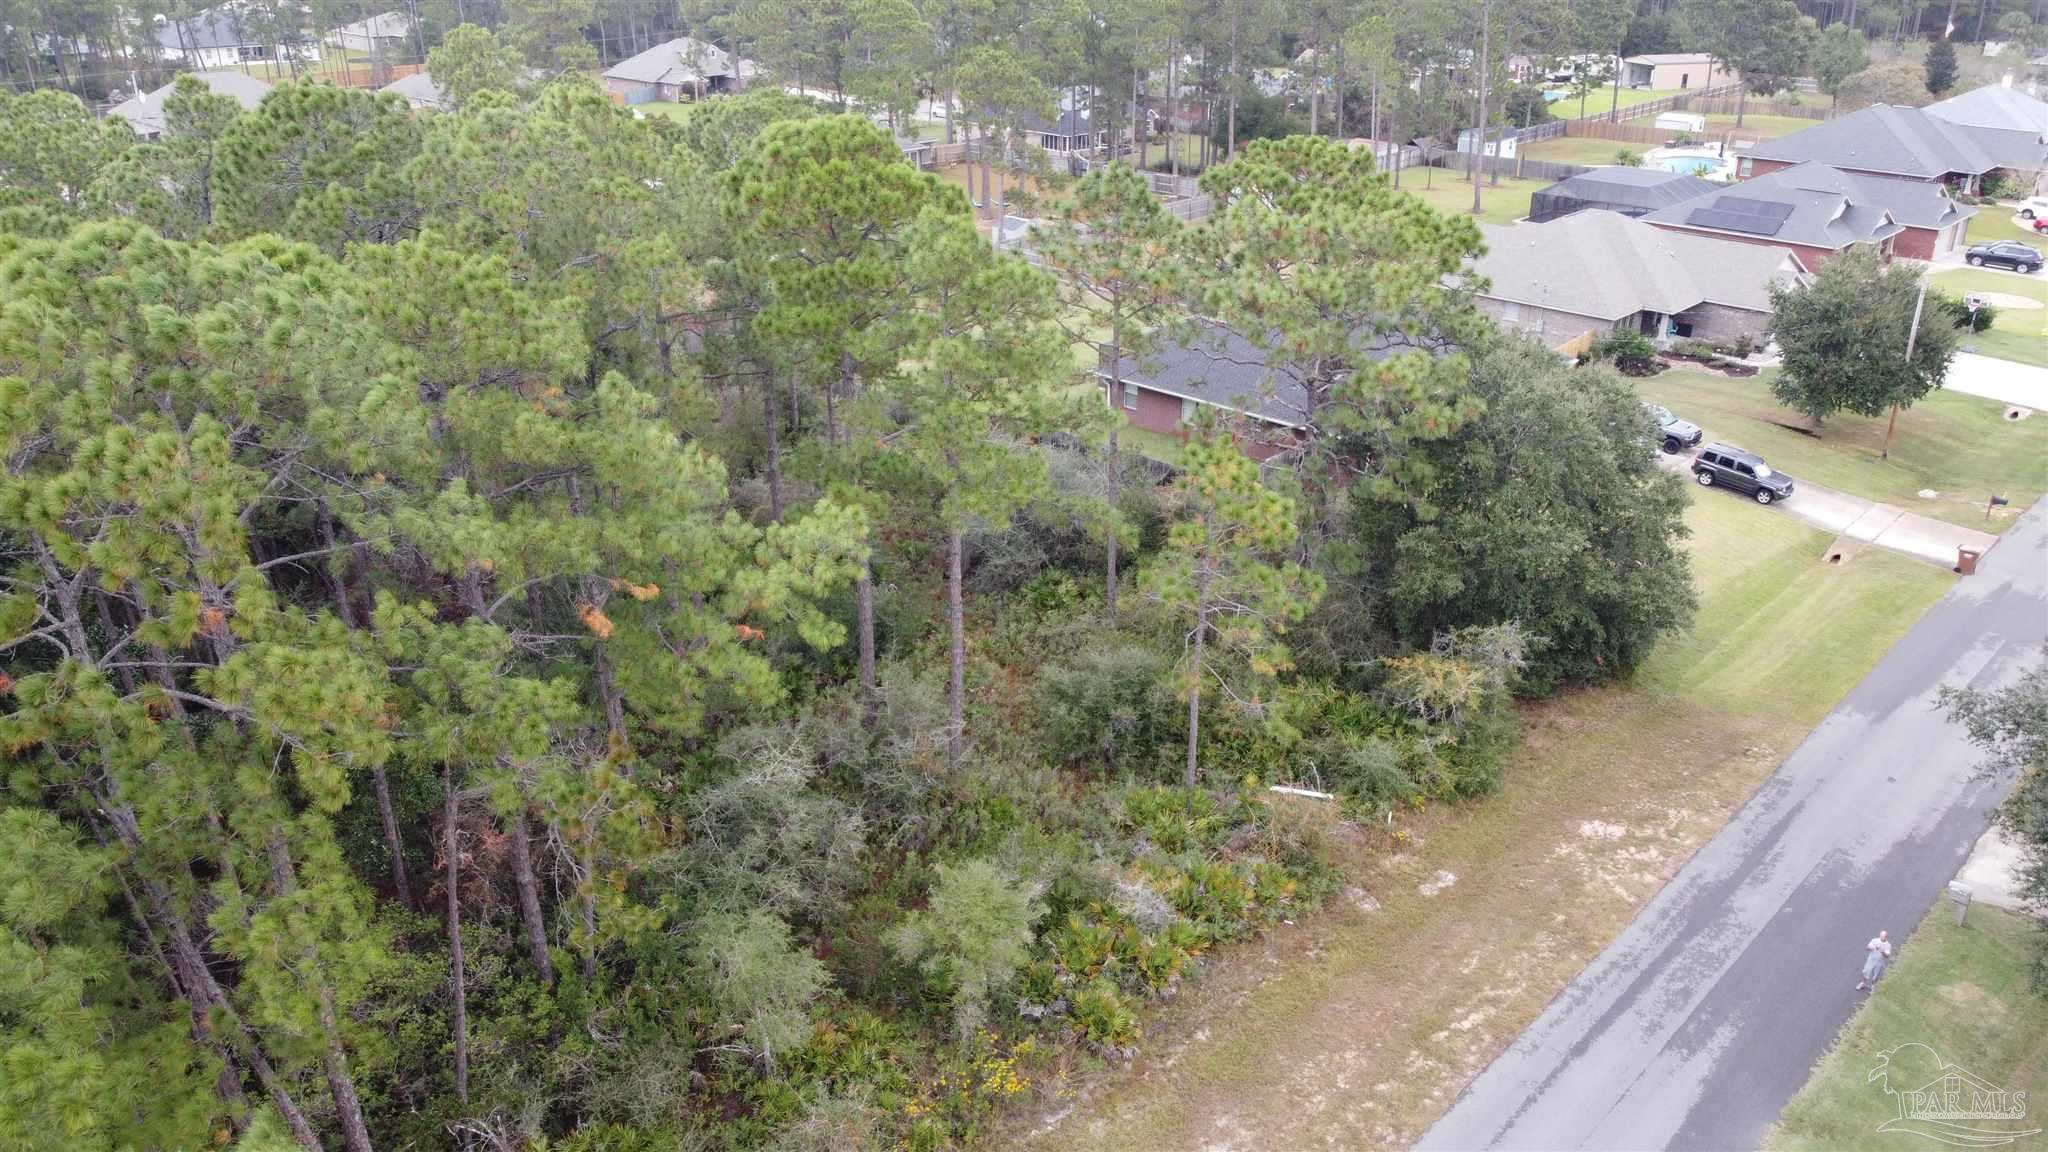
[1122,383,1138,410]
[1500,300,1522,322]
[1737,157,1753,178]
[1180,398,1196,423]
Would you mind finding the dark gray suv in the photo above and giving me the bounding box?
[1646,404,1703,454]
[1693,443,1794,505]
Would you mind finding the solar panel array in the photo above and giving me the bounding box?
[1686,195,1796,236]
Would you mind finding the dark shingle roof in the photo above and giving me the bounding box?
[1643,162,1915,250]
[1740,105,2006,179]
[1105,321,1438,429]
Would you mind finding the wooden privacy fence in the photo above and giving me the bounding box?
[1423,149,1592,184]
[1604,82,1743,122]
[1563,118,1696,146]
[1674,96,1829,120]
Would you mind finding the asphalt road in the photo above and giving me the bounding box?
[1417,500,2048,1152]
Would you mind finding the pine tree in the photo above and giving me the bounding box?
[886,208,1091,768]
[1924,37,1959,95]
[1033,164,1188,626]
[1143,426,1322,787]
[1189,135,1490,544]
[725,114,966,712]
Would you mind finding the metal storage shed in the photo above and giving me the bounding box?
[1527,167,1720,223]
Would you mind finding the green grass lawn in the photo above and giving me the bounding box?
[1520,136,1641,166]
[1392,172,1548,225]
[1965,207,2048,249]
[1703,111,1825,140]
[1013,495,1954,1152]
[1637,368,2048,531]
[1930,267,2048,369]
[1770,903,2048,1151]
[1544,85,1675,121]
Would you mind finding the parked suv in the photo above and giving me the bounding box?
[1646,403,1704,454]
[1694,443,1794,505]
[1965,241,2043,273]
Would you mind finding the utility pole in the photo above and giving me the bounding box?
[1884,273,1929,460]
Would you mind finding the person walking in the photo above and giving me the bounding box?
[1857,929,1892,991]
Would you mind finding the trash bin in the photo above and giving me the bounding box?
[1956,547,1982,576]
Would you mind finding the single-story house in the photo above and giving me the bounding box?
[1620,53,1734,91]
[324,11,411,53]
[1642,162,1921,268]
[1736,103,2045,195]
[602,37,756,104]
[1098,322,1308,462]
[151,2,319,69]
[1924,82,2048,193]
[106,69,271,137]
[1017,99,1097,153]
[380,69,446,111]
[1470,210,1808,350]
[1709,160,1974,261]
[1455,128,1517,160]
[1528,167,1720,223]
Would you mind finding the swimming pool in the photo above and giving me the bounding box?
[1642,146,1732,181]
[1658,155,1720,175]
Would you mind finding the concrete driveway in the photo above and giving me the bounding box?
[1655,454,1998,568]
[1946,352,2048,410]
[1417,499,2048,1152]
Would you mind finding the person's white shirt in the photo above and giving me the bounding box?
[1868,936,1892,957]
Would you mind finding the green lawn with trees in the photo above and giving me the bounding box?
[1637,369,2048,530]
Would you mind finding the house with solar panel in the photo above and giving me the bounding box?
[1642,161,1972,268]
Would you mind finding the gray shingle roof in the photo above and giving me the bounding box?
[1642,162,1912,250]
[603,37,753,87]
[106,70,271,135]
[1943,123,2048,173]
[1105,321,1437,429]
[1473,211,1806,320]
[1106,322,1304,427]
[1740,104,2005,179]
[380,70,445,109]
[151,3,267,52]
[1924,83,2048,134]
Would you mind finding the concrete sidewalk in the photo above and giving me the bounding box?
[1656,455,1999,568]
[1774,478,1999,569]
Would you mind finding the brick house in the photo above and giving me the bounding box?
[1098,323,1307,462]
[1641,162,1939,268]
[1735,104,2046,199]
[1470,210,1809,351]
